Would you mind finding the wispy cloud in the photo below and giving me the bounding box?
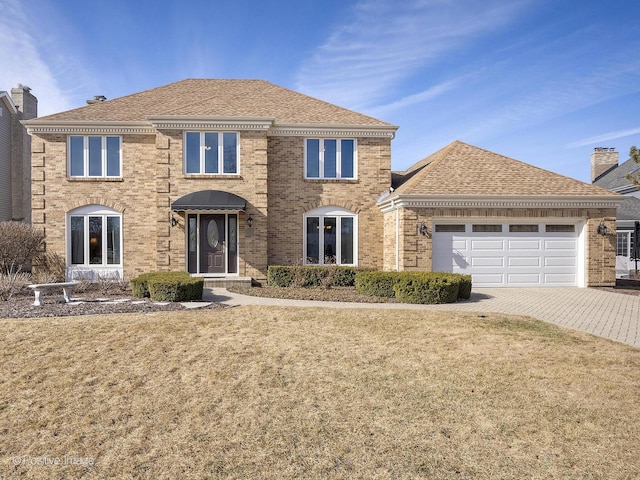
[0,0,78,115]
[295,0,534,110]
[567,127,640,149]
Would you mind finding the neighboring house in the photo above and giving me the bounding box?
[23,79,620,287]
[0,85,37,222]
[591,147,640,277]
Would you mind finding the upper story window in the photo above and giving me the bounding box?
[305,139,356,179]
[185,132,239,175]
[69,136,121,177]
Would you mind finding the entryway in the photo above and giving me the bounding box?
[187,213,238,275]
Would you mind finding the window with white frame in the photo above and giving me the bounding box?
[305,139,356,179]
[68,206,122,267]
[184,132,239,174]
[304,206,357,265]
[617,230,635,257]
[68,135,121,177]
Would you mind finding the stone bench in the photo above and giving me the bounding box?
[28,281,79,306]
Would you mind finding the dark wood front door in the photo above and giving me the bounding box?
[199,215,226,274]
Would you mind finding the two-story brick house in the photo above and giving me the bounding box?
[23,79,396,283]
[23,79,621,287]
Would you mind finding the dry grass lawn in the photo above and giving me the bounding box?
[1,306,639,479]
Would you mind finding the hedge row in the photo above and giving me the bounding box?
[355,271,472,304]
[131,272,204,302]
[267,266,373,288]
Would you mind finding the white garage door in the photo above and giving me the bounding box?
[432,223,580,287]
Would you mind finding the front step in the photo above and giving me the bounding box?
[203,277,254,289]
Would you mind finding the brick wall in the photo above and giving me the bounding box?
[266,136,391,269]
[32,130,391,282]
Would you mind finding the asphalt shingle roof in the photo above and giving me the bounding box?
[392,140,617,197]
[618,196,640,221]
[38,79,393,127]
[593,158,640,191]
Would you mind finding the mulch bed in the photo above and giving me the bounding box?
[0,290,224,319]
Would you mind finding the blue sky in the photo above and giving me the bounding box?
[1,0,639,182]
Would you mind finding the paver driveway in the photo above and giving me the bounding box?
[205,287,640,349]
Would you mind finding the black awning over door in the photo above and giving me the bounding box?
[171,190,246,212]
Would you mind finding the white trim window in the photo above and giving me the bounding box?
[617,230,635,257]
[304,206,357,265]
[305,139,356,179]
[67,205,122,280]
[68,135,121,177]
[184,132,239,174]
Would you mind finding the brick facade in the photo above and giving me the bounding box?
[266,136,391,268]
[30,130,392,283]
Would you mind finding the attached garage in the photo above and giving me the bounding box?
[379,141,622,288]
[432,222,582,287]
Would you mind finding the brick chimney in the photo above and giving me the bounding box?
[591,147,618,182]
[10,84,37,120]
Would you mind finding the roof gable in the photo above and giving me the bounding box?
[0,92,17,114]
[392,141,617,197]
[36,79,394,127]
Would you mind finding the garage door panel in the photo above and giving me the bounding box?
[544,273,576,284]
[508,239,541,250]
[544,257,576,267]
[451,239,468,249]
[471,257,504,267]
[432,222,579,287]
[544,239,577,250]
[472,273,504,285]
[508,257,540,267]
[471,240,504,250]
[507,273,541,285]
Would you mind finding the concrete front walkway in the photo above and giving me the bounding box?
[204,287,640,349]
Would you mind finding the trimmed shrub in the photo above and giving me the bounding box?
[355,271,398,298]
[456,275,473,300]
[267,266,296,287]
[144,272,204,302]
[393,274,459,304]
[267,266,371,288]
[131,273,155,298]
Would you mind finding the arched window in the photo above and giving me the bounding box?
[67,205,122,280]
[303,206,357,265]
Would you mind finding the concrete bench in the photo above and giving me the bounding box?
[28,281,79,306]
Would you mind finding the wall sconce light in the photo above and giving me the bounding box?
[419,222,429,236]
[170,215,178,227]
[596,220,608,236]
[247,216,253,228]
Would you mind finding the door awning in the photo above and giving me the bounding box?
[171,190,246,212]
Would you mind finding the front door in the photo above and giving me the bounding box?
[200,215,226,274]
[187,213,239,275]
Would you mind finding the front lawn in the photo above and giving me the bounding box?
[1,307,639,479]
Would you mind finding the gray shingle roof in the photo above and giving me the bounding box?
[617,196,640,221]
[593,158,640,191]
[38,79,394,127]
